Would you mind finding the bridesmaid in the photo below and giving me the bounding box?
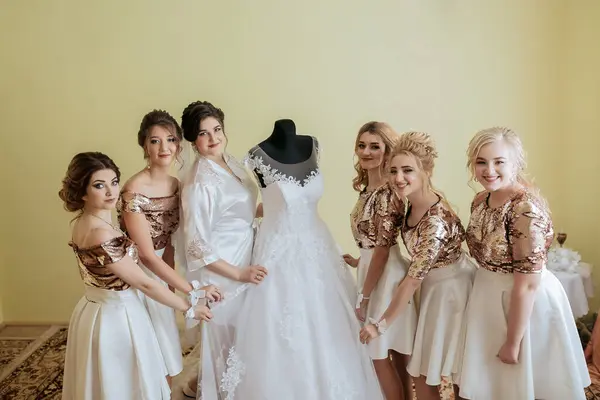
[359,132,474,400]
[344,121,417,400]
[176,101,268,398]
[458,127,590,399]
[59,152,216,400]
[118,110,209,383]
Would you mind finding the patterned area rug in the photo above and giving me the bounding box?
[0,327,67,400]
[0,338,35,371]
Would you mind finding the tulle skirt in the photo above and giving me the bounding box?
[457,267,590,400]
[137,247,183,376]
[357,245,417,358]
[406,254,475,385]
[62,286,170,400]
[199,215,383,400]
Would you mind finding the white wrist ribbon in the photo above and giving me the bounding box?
[188,280,206,307]
[369,317,388,335]
[184,306,196,320]
[355,292,370,309]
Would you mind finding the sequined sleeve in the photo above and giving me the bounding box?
[407,216,449,279]
[118,192,148,213]
[508,197,551,274]
[91,236,131,265]
[373,189,401,248]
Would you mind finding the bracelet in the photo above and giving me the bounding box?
[190,280,201,291]
[369,318,388,335]
[184,306,195,320]
[355,293,370,309]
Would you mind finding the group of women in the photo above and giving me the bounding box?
[58,99,591,400]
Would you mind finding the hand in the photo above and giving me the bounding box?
[240,265,268,284]
[355,299,368,322]
[342,254,359,268]
[202,285,223,302]
[359,324,380,344]
[194,304,213,322]
[497,341,520,364]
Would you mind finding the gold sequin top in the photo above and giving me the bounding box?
[466,189,553,274]
[117,191,180,250]
[402,199,465,280]
[350,183,403,249]
[68,235,138,291]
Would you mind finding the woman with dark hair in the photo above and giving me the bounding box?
[59,152,217,400]
[175,101,267,398]
[117,110,216,383]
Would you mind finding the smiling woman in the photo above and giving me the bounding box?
[116,110,212,385]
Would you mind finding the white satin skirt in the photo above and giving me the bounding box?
[137,247,183,376]
[357,245,417,359]
[62,286,170,400]
[457,267,590,400]
[406,254,475,385]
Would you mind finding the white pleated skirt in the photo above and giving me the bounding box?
[137,247,183,376]
[358,245,418,359]
[62,286,171,400]
[457,267,590,400]
[407,254,475,385]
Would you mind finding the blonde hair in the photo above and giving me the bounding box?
[466,126,546,203]
[389,131,452,208]
[352,121,399,191]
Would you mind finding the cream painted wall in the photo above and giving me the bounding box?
[563,1,600,310]
[0,1,569,323]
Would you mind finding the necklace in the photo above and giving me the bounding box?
[85,213,124,234]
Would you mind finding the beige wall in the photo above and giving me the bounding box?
[563,1,600,310]
[0,0,581,322]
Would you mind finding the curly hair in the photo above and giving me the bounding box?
[181,101,225,143]
[390,132,453,208]
[352,121,399,192]
[137,110,183,157]
[58,152,120,213]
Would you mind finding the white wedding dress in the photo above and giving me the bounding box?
[198,137,383,400]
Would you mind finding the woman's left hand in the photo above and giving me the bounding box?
[359,324,379,344]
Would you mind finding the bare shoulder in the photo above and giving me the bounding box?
[168,175,181,193]
[73,225,122,249]
[122,170,151,194]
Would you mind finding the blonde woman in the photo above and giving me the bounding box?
[344,121,417,400]
[458,127,589,399]
[360,132,474,400]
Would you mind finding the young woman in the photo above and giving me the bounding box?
[59,152,216,400]
[457,127,590,399]
[118,110,210,383]
[176,101,268,398]
[360,132,474,400]
[344,121,417,400]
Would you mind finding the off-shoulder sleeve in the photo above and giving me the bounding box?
[180,182,221,271]
[373,189,401,248]
[93,236,131,266]
[118,192,148,213]
[508,197,548,274]
[407,215,449,280]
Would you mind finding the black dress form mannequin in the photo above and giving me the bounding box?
[258,119,314,164]
[249,119,317,187]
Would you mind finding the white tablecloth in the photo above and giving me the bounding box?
[552,263,594,318]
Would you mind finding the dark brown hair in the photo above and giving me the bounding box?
[181,101,225,142]
[138,110,183,157]
[59,152,121,213]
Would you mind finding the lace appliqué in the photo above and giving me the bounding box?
[220,346,246,400]
[196,157,224,187]
[244,154,319,187]
[187,234,213,260]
